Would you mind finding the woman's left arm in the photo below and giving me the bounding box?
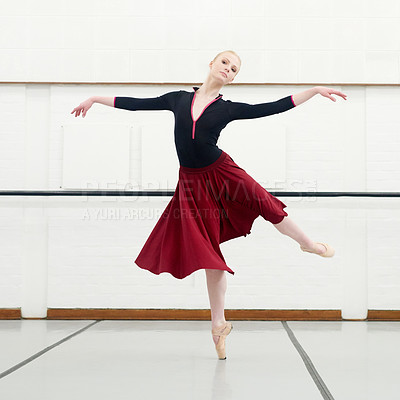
[292,86,347,106]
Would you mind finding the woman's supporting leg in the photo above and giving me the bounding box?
[205,269,227,345]
[273,216,327,254]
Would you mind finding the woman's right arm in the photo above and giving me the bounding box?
[71,96,114,118]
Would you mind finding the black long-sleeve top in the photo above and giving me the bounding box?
[114,86,296,168]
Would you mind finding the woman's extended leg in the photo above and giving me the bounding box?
[205,269,227,345]
[273,216,327,255]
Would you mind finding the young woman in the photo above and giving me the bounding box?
[71,50,347,360]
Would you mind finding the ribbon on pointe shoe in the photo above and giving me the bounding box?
[211,322,233,360]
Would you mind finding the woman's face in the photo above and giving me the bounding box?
[210,53,241,85]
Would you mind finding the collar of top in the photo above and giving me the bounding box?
[192,86,223,99]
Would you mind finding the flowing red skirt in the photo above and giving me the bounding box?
[134,151,288,279]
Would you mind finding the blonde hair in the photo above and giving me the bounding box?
[213,50,241,70]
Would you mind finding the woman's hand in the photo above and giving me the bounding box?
[71,98,94,118]
[292,87,347,106]
[315,86,347,102]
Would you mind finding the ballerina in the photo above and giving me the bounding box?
[71,50,347,359]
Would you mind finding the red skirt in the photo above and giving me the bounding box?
[134,151,288,279]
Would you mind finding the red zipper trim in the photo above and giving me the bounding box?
[191,92,222,139]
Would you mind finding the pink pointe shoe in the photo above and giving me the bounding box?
[211,321,233,360]
[300,242,335,258]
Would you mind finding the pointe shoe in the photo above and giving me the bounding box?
[211,321,233,360]
[300,242,335,258]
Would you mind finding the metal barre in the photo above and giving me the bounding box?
[0,190,399,197]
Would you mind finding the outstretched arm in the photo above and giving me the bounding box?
[292,86,347,106]
[71,92,178,118]
[227,95,296,121]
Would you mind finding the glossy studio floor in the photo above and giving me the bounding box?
[0,319,399,399]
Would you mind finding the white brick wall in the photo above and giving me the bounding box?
[1,197,399,312]
[0,0,399,83]
[0,84,400,315]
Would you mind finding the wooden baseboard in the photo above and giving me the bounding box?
[367,310,400,321]
[45,309,342,320]
[0,309,21,319]
[1,309,399,321]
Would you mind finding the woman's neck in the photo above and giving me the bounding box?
[196,77,224,98]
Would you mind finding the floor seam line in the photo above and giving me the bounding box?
[281,321,335,400]
[0,320,101,380]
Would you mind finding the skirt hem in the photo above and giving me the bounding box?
[134,260,235,280]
